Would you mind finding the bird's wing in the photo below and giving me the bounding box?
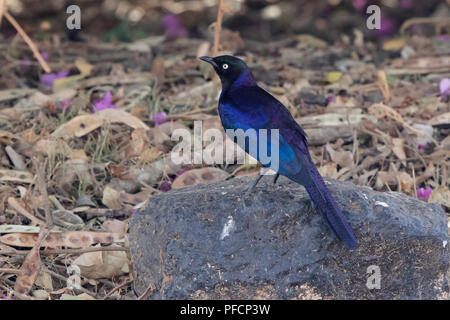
[227,85,310,155]
[224,86,312,178]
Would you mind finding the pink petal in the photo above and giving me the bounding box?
[93,92,117,113]
[416,187,432,200]
[439,78,450,99]
[152,112,168,126]
[40,52,49,60]
[352,0,367,11]
[40,70,69,87]
[161,14,188,39]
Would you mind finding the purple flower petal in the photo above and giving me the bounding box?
[161,14,180,29]
[40,52,49,61]
[152,112,168,126]
[161,14,188,40]
[439,35,450,42]
[439,78,450,100]
[326,96,336,104]
[21,52,47,67]
[93,92,117,113]
[19,58,31,66]
[352,0,367,11]
[158,179,173,192]
[40,70,69,87]
[400,0,413,9]
[416,187,432,200]
[176,170,189,177]
[375,18,396,37]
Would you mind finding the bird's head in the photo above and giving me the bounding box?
[200,55,254,90]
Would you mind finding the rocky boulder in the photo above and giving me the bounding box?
[129,177,449,299]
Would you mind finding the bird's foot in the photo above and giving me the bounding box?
[244,174,263,195]
[272,173,280,185]
[244,173,280,195]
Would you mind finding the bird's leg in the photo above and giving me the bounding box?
[245,168,279,195]
[272,173,280,185]
[245,174,264,195]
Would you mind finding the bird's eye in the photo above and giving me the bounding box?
[222,64,229,70]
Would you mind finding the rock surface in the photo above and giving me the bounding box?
[129,176,449,299]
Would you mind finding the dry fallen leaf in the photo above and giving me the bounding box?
[318,162,339,179]
[53,58,93,91]
[102,219,127,235]
[151,56,165,82]
[428,186,450,207]
[102,186,123,210]
[35,266,54,291]
[416,162,435,184]
[375,171,398,190]
[14,227,51,294]
[73,245,129,279]
[392,138,406,165]
[130,105,149,120]
[0,169,34,183]
[0,231,123,248]
[52,109,150,139]
[157,121,189,137]
[124,128,150,158]
[51,209,84,228]
[172,167,229,189]
[60,293,96,300]
[398,171,412,193]
[139,146,162,164]
[32,289,50,299]
[325,143,353,168]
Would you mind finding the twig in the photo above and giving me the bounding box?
[0,0,5,26]
[352,128,359,166]
[212,0,224,58]
[0,268,22,274]
[3,11,51,73]
[45,269,97,298]
[211,0,228,87]
[377,70,391,102]
[137,282,156,300]
[7,197,47,227]
[387,66,450,75]
[102,279,133,300]
[384,182,392,192]
[166,105,217,121]
[400,17,450,34]
[34,157,54,228]
[411,162,417,199]
[368,103,439,146]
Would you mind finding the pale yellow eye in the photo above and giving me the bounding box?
[222,64,229,70]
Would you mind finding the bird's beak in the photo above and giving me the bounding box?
[199,56,218,68]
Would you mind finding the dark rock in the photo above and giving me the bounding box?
[129,177,449,300]
[295,88,328,106]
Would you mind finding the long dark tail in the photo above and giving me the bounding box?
[302,166,358,250]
